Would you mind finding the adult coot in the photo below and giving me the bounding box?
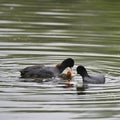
[76,65,105,84]
[20,58,74,78]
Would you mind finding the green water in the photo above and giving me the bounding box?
[0,0,120,120]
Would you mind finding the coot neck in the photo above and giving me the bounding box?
[57,64,67,73]
[80,70,89,78]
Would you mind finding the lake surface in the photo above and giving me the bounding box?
[0,0,120,120]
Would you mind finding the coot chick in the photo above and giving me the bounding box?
[58,70,72,80]
[58,70,74,88]
[20,58,74,78]
[76,65,105,84]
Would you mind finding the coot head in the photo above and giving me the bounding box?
[76,65,88,77]
[63,58,74,68]
[61,58,74,68]
[57,58,74,73]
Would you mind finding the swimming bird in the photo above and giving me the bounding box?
[76,65,105,84]
[20,58,74,78]
[58,70,72,80]
[59,70,73,87]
